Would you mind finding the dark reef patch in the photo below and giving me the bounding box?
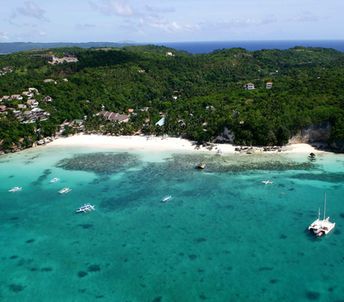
[258,267,273,272]
[165,154,314,173]
[78,224,93,229]
[188,254,198,261]
[152,297,162,302]
[9,283,25,293]
[88,264,101,272]
[306,290,320,300]
[291,172,344,183]
[56,152,140,175]
[26,239,35,244]
[9,255,18,260]
[100,186,153,211]
[194,237,207,243]
[40,267,53,272]
[31,169,52,186]
[78,271,88,278]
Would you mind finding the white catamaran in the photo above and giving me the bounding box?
[308,193,335,237]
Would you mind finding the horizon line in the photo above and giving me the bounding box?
[1,39,344,44]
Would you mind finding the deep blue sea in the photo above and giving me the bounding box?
[1,145,344,301]
[1,40,344,55]
[161,40,344,54]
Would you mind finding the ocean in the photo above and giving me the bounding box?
[1,40,344,55]
[162,40,344,54]
[1,146,344,301]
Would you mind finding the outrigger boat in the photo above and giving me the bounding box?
[262,180,273,185]
[308,193,335,237]
[8,186,22,192]
[58,187,72,194]
[76,204,95,213]
[50,177,60,183]
[162,195,172,203]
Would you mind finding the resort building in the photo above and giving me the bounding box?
[244,83,255,90]
[98,111,130,123]
[266,81,273,89]
[43,79,56,84]
[27,99,39,108]
[166,52,174,57]
[10,94,23,101]
[43,96,53,102]
[48,55,79,65]
[155,117,166,127]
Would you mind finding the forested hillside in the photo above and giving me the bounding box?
[1,45,344,152]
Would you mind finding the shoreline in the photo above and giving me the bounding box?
[45,134,325,155]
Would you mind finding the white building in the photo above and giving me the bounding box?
[244,83,255,90]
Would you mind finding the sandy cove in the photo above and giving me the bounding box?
[46,134,323,155]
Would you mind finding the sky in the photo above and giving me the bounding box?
[0,0,343,43]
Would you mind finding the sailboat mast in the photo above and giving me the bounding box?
[323,192,327,220]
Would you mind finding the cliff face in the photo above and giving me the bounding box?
[289,121,344,152]
[289,121,331,144]
[329,140,344,152]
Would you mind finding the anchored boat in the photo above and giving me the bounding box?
[8,186,22,192]
[76,204,95,213]
[262,180,273,185]
[308,193,335,237]
[58,187,72,194]
[162,195,172,203]
[50,177,60,183]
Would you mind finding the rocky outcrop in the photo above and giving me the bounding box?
[329,140,344,152]
[288,121,344,152]
[289,121,331,144]
[215,127,235,143]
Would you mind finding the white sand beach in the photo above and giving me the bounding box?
[47,134,323,155]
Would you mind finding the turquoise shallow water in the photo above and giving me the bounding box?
[1,146,344,302]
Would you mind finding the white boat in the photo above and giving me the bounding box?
[262,180,273,185]
[308,193,335,237]
[50,177,60,183]
[8,186,22,193]
[162,195,172,203]
[58,187,72,194]
[76,204,95,213]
